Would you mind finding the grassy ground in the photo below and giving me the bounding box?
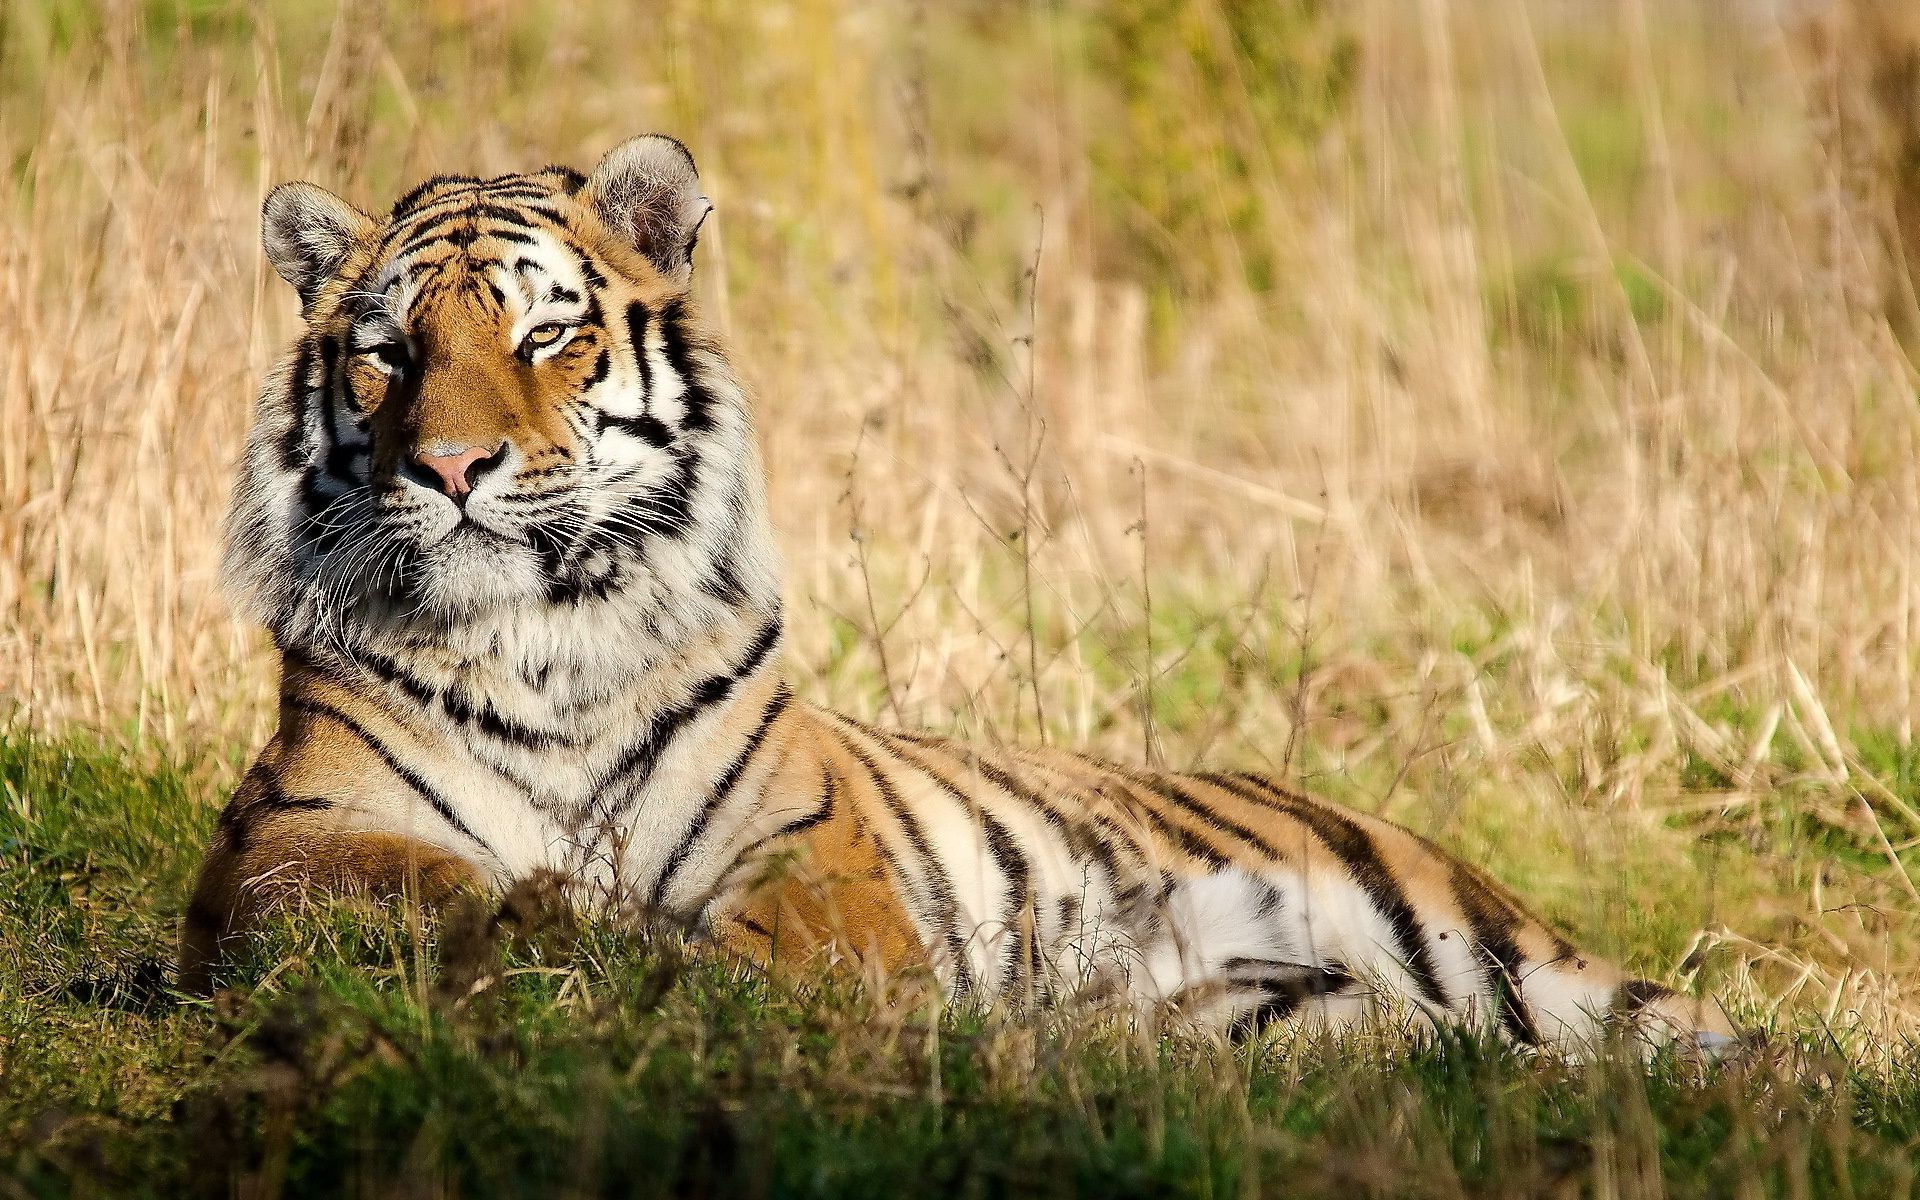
[8,0,1920,1194]
[5,732,1920,1198]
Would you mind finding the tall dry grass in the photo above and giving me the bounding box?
[4,0,1920,1046]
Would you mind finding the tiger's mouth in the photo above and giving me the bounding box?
[380,482,531,551]
[412,497,545,551]
[442,512,515,542]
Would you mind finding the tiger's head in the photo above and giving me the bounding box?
[228,136,779,659]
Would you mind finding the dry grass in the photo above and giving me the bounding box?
[5,0,1920,1065]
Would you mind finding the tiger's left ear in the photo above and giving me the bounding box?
[580,135,713,284]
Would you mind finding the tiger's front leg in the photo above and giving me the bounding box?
[179,755,487,994]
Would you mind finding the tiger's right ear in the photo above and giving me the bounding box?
[262,182,374,309]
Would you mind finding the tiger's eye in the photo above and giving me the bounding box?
[362,343,409,373]
[520,323,570,358]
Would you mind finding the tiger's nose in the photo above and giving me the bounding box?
[408,441,508,500]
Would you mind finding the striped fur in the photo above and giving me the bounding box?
[182,135,1737,1056]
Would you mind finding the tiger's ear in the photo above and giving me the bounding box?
[262,182,374,309]
[580,135,712,284]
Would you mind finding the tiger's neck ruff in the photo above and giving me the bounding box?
[188,136,1739,1057]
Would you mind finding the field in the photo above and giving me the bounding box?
[6,0,1920,1194]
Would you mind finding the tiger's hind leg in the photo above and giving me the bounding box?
[180,773,485,993]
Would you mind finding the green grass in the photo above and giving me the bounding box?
[5,733,1920,1198]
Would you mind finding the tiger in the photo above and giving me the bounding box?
[180,134,1738,1056]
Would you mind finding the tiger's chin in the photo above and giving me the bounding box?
[403,525,548,619]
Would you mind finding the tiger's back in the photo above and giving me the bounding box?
[182,134,1735,1055]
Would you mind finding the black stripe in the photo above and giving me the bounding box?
[695,496,753,605]
[597,411,674,449]
[390,173,482,216]
[470,225,537,249]
[1054,757,1234,869]
[442,684,577,750]
[543,559,622,607]
[589,615,783,824]
[944,747,1154,881]
[657,298,715,432]
[1444,860,1543,1046]
[346,645,576,750]
[1100,775,1231,868]
[465,200,567,225]
[220,778,332,853]
[477,182,568,203]
[347,645,437,707]
[398,202,562,242]
[279,341,315,467]
[648,684,793,909]
[1122,770,1288,866]
[285,698,496,861]
[579,347,612,392]
[882,738,1034,995]
[1483,933,1543,1046]
[979,808,1033,996]
[1056,894,1082,940]
[395,220,541,256]
[626,302,656,417]
[314,338,342,450]
[699,544,749,606]
[251,789,334,818]
[787,761,840,838]
[729,761,840,865]
[1026,751,1224,871]
[615,440,700,541]
[524,495,586,598]
[831,725,975,995]
[895,739,1158,937]
[706,685,792,807]
[1226,963,1355,1036]
[1614,979,1674,1015]
[395,201,560,242]
[1197,772,1453,1011]
[336,357,362,420]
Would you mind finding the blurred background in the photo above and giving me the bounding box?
[4,0,1920,1039]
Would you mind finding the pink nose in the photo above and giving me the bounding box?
[412,444,501,497]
